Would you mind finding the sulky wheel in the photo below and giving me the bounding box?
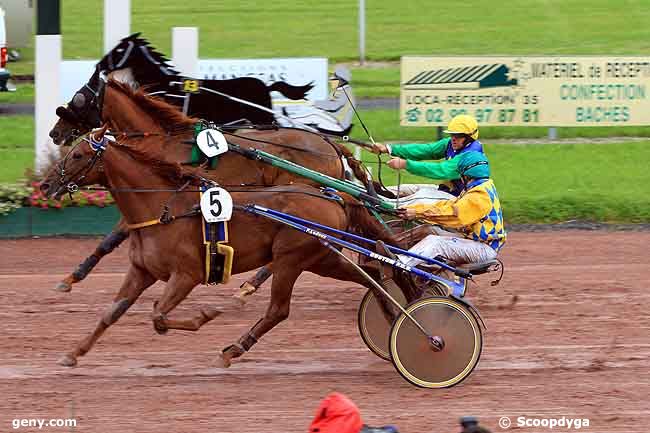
[389,296,482,388]
[358,280,447,361]
[357,284,406,361]
[412,269,453,297]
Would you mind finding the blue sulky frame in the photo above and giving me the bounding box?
[238,204,470,298]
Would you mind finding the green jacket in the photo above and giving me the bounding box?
[389,138,461,180]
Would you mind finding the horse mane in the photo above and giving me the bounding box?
[100,33,180,76]
[110,140,203,186]
[107,79,198,134]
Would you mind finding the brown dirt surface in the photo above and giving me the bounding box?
[0,232,648,433]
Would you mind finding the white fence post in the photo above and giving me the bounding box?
[104,0,131,53]
[359,0,366,65]
[34,0,61,175]
[35,34,62,174]
[172,27,199,77]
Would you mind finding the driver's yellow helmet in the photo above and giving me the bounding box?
[443,115,479,140]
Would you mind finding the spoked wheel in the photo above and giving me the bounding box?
[357,286,406,361]
[389,296,482,388]
[412,271,452,297]
[357,282,445,361]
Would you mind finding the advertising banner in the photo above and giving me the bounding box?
[199,57,328,102]
[401,56,650,126]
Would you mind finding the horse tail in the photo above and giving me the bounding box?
[339,193,404,249]
[267,81,315,100]
[332,141,397,199]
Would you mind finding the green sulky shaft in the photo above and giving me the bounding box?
[255,149,395,210]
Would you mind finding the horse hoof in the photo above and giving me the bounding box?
[215,354,232,369]
[54,282,72,292]
[58,354,77,367]
[154,324,168,335]
[152,315,169,335]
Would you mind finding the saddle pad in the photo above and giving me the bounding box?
[200,184,233,284]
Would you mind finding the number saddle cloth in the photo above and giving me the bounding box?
[200,184,234,285]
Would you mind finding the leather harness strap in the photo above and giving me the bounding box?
[125,218,171,230]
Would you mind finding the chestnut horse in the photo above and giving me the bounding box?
[40,127,400,369]
[48,78,383,294]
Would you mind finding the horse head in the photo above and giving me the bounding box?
[41,126,110,199]
[49,33,180,146]
[49,68,107,146]
[99,32,178,86]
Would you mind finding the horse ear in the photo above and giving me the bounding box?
[55,106,69,117]
[56,105,83,125]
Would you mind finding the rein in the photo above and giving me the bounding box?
[59,136,348,230]
[55,135,107,198]
[125,185,346,230]
[102,124,343,159]
[223,129,341,159]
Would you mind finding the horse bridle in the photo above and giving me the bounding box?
[55,134,108,198]
[57,40,132,135]
[55,70,108,143]
[106,41,135,70]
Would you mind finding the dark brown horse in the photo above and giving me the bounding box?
[40,125,399,369]
[48,33,314,147]
[48,79,383,294]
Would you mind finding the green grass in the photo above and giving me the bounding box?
[9,0,650,69]
[0,148,34,183]
[58,0,650,99]
[0,115,33,147]
[0,116,35,182]
[353,142,650,223]
[5,0,650,101]
[0,84,34,103]
[349,67,400,98]
[54,0,650,61]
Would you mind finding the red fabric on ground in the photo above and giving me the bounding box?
[308,392,363,433]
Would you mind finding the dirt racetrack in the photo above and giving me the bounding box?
[0,231,648,433]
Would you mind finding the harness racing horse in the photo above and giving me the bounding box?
[48,78,386,294]
[40,125,408,369]
[48,33,314,147]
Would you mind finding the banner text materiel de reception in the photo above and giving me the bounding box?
[400,56,650,126]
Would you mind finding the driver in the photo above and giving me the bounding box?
[397,151,506,266]
[371,114,485,196]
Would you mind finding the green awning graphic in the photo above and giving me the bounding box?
[403,64,517,90]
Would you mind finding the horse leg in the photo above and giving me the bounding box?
[54,228,129,292]
[58,264,155,367]
[233,264,273,305]
[218,266,302,368]
[150,275,219,334]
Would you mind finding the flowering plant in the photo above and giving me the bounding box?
[0,181,115,216]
